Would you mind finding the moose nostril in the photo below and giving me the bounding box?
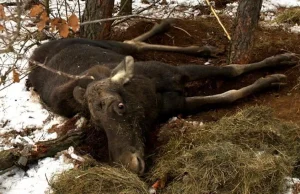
[129,154,145,175]
[136,156,145,175]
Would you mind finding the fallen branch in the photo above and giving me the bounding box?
[0,120,86,172]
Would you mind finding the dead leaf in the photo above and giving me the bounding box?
[40,11,49,22]
[68,13,79,32]
[29,4,44,17]
[37,20,46,31]
[59,23,69,38]
[12,68,20,83]
[0,24,4,31]
[50,18,60,31]
[50,18,66,32]
[0,5,6,19]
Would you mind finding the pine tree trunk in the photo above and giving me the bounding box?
[119,0,132,15]
[80,0,115,40]
[230,0,263,64]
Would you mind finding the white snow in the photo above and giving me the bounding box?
[0,155,74,194]
[262,0,300,12]
[1,0,300,193]
[225,0,300,17]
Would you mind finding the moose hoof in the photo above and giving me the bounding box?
[279,53,297,66]
[255,74,287,87]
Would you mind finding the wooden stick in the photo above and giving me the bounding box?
[205,0,231,41]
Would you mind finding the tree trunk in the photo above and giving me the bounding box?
[230,0,263,64]
[80,0,115,40]
[119,0,132,15]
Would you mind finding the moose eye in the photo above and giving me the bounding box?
[113,102,126,116]
[118,102,125,109]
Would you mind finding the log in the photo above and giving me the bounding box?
[0,119,87,172]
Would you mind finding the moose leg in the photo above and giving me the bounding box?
[123,19,218,57]
[178,53,297,81]
[124,40,217,57]
[184,74,286,113]
[130,19,175,42]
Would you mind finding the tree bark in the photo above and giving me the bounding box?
[230,0,263,64]
[80,0,115,40]
[119,0,132,15]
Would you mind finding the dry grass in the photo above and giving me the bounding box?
[150,106,299,194]
[276,7,300,24]
[51,106,300,194]
[51,164,149,194]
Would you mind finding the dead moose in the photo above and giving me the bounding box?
[28,19,296,175]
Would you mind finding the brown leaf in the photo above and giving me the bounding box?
[29,4,44,17]
[37,20,46,31]
[68,14,79,32]
[59,23,69,38]
[0,24,4,31]
[0,5,6,19]
[50,18,66,32]
[50,18,60,31]
[40,11,49,22]
[12,68,20,83]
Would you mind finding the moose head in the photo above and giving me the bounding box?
[72,56,158,174]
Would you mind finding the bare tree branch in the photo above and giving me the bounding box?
[80,14,142,26]
[28,58,95,80]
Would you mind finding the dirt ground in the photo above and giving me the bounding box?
[112,17,300,125]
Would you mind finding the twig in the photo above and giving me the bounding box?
[77,0,81,21]
[56,0,62,19]
[112,1,160,27]
[81,14,142,26]
[64,0,68,21]
[205,0,231,41]
[166,5,177,18]
[0,72,29,91]
[28,58,95,81]
[0,0,22,54]
[173,26,192,37]
[118,0,130,16]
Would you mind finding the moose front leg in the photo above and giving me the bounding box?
[184,74,286,113]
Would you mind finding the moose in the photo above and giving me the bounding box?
[28,19,296,175]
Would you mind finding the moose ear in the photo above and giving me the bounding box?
[73,86,86,105]
[111,56,134,84]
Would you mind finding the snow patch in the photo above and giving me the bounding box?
[0,155,74,194]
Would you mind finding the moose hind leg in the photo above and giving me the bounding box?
[130,19,174,42]
[179,53,297,81]
[124,19,218,57]
[184,74,286,113]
